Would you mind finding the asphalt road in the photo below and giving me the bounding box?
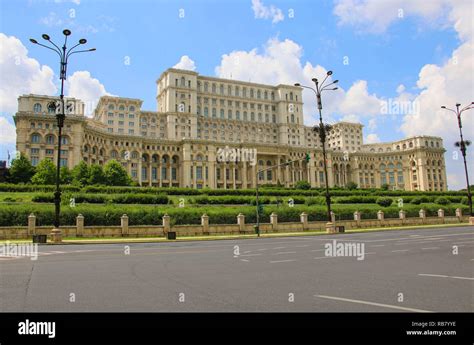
[1,226,473,312]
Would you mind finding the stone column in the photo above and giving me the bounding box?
[455,208,462,219]
[162,214,171,233]
[300,212,308,230]
[399,209,406,224]
[76,214,84,237]
[354,211,361,227]
[377,210,384,222]
[237,213,245,232]
[270,212,278,231]
[121,214,129,236]
[330,211,336,224]
[201,213,209,234]
[28,213,36,236]
[419,209,426,223]
[438,209,445,224]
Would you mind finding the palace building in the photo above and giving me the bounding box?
[14,68,447,191]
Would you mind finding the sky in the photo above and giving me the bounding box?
[0,0,472,189]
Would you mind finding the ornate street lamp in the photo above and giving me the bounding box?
[30,29,96,243]
[295,71,339,224]
[441,102,474,216]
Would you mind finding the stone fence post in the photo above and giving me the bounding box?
[28,213,36,236]
[377,210,384,221]
[121,214,129,236]
[162,214,171,233]
[270,212,278,230]
[330,211,336,224]
[201,213,209,234]
[76,214,84,237]
[455,208,462,219]
[300,212,308,230]
[419,209,426,223]
[399,209,406,222]
[354,211,361,227]
[437,209,445,224]
[237,213,245,232]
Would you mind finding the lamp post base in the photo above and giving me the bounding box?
[50,228,62,243]
[325,222,336,234]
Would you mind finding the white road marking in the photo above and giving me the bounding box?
[257,248,268,251]
[240,259,250,262]
[240,253,262,257]
[314,256,331,260]
[314,294,432,313]
[311,249,325,252]
[452,241,474,245]
[391,249,409,253]
[275,251,297,255]
[370,244,385,247]
[421,247,439,250]
[294,245,309,248]
[273,247,286,250]
[418,274,474,281]
[270,259,296,263]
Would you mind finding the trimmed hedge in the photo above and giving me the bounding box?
[0,203,468,227]
[32,192,168,205]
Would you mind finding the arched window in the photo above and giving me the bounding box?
[129,106,135,112]
[61,137,69,145]
[108,104,115,110]
[380,164,387,185]
[119,105,125,111]
[220,109,224,119]
[33,103,42,113]
[31,133,40,143]
[236,111,240,120]
[180,77,185,87]
[46,135,55,145]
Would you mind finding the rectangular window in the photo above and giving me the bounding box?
[31,157,39,166]
[31,148,39,155]
[172,168,177,180]
[196,166,202,179]
[152,167,157,180]
[60,158,68,167]
[161,167,167,179]
[142,167,147,179]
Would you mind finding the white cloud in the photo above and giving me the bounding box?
[39,12,64,27]
[0,117,16,144]
[214,37,387,126]
[339,80,383,116]
[333,0,474,190]
[251,0,284,24]
[66,71,111,117]
[0,33,57,113]
[333,0,449,34]
[173,55,197,71]
[365,133,381,144]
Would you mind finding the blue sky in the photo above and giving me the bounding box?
[0,0,472,189]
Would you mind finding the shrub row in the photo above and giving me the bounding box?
[0,203,468,227]
[31,193,169,205]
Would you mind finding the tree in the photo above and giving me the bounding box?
[380,183,390,191]
[103,160,132,186]
[31,159,56,185]
[295,180,311,190]
[88,164,105,185]
[60,166,72,184]
[8,153,35,184]
[346,182,358,190]
[71,161,90,186]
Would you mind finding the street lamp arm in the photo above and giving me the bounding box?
[442,107,457,114]
[297,84,318,97]
[460,105,474,113]
[66,48,96,60]
[66,42,82,57]
[31,41,62,58]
